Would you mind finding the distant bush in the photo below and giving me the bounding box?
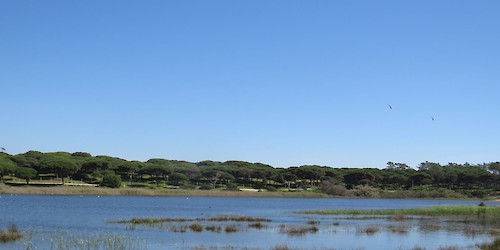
[101,173,122,188]
[321,184,349,196]
[379,188,466,199]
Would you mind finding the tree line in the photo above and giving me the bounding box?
[0,151,498,198]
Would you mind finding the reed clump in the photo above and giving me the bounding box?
[112,215,271,225]
[189,223,203,232]
[208,215,271,222]
[273,245,291,250]
[224,225,239,233]
[387,224,409,234]
[248,222,266,229]
[0,223,22,243]
[204,225,222,233]
[306,220,320,225]
[478,237,500,250]
[419,222,442,232]
[279,225,319,236]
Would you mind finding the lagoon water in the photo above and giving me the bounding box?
[1,195,498,249]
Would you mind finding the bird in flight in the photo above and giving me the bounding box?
[1,147,5,152]
[388,104,392,110]
[431,117,435,121]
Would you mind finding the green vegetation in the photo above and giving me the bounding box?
[300,205,500,226]
[1,151,499,198]
[111,215,271,225]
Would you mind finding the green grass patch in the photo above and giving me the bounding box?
[299,205,500,226]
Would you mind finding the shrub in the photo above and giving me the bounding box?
[321,180,349,196]
[226,183,239,191]
[353,185,380,198]
[101,173,122,188]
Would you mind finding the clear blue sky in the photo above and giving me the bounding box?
[1,1,499,168]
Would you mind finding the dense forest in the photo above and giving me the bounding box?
[0,151,499,199]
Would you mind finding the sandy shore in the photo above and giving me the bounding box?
[0,184,328,198]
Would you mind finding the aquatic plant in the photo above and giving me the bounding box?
[48,233,146,250]
[419,222,442,232]
[299,205,500,226]
[224,225,239,233]
[279,225,319,236]
[111,215,271,225]
[478,237,500,250]
[189,223,203,232]
[387,224,409,234]
[390,214,407,221]
[306,220,320,225]
[208,215,271,222]
[0,223,22,243]
[357,225,380,235]
[204,225,222,233]
[272,245,291,250]
[248,222,266,229]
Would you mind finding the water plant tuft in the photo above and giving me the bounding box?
[0,223,22,243]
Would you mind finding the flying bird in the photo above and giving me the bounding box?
[1,147,5,152]
[431,117,435,121]
[388,104,392,110]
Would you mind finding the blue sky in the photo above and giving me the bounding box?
[1,1,499,168]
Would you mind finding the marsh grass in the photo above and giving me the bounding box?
[204,225,222,233]
[478,238,500,250]
[112,215,271,225]
[419,222,442,232]
[189,223,204,232]
[300,205,500,226]
[248,222,266,229]
[306,220,320,225]
[48,233,146,250]
[272,246,291,250]
[387,224,409,234]
[390,214,407,221]
[0,223,22,243]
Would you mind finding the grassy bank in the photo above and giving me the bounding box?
[0,184,329,198]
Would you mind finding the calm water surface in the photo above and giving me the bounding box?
[0,195,498,249]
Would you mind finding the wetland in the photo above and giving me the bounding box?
[1,195,499,249]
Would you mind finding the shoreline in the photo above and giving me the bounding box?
[1,184,498,201]
[0,184,330,198]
